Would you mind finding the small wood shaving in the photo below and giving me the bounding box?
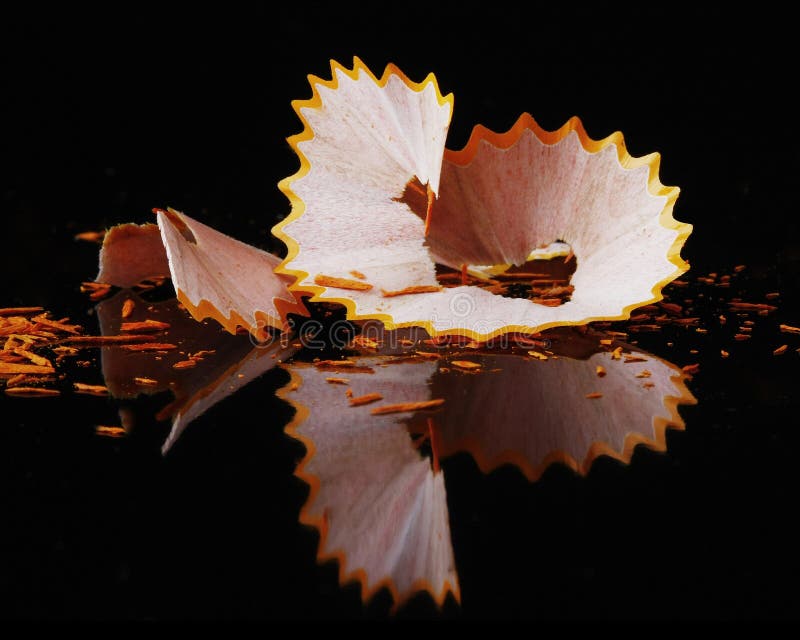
[345,389,353,398]
[611,347,623,360]
[599,339,613,346]
[719,315,727,325]
[349,270,367,280]
[134,376,158,386]
[172,359,198,369]
[381,285,442,297]
[766,292,780,300]
[349,392,383,407]
[122,343,177,351]
[585,392,603,399]
[13,349,52,367]
[734,334,751,341]
[0,362,55,375]
[121,299,136,318]
[635,370,652,378]
[628,324,661,333]
[371,398,445,415]
[120,319,170,332]
[624,356,648,364]
[314,274,373,291]
[74,230,106,243]
[642,382,655,389]
[73,382,109,396]
[61,334,155,346]
[721,350,729,358]
[95,425,126,438]
[0,307,45,316]
[696,328,709,334]
[527,351,548,361]
[728,302,777,312]
[314,361,375,374]
[351,335,380,350]
[734,265,747,273]
[189,350,216,360]
[682,364,700,375]
[414,351,440,359]
[779,324,800,335]
[596,365,606,377]
[773,345,788,356]
[325,377,350,385]
[451,360,482,370]
[659,302,683,315]
[32,314,82,334]
[52,346,79,356]
[5,386,60,397]
[670,280,689,287]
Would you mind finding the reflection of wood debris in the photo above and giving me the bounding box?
[371,398,445,415]
[349,392,383,407]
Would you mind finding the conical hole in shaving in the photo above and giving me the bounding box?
[397,176,578,306]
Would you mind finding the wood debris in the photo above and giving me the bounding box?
[325,377,350,385]
[73,382,109,396]
[172,359,198,369]
[121,299,136,318]
[635,370,652,378]
[134,376,159,386]
[349,270,367,280]
[779,324,800,335]
[527,351,548,361]
[120,319,170,332]
[682,364,700,375]
[585,392,603,399]
[122,343,177,352]
[773,345,788,356]
[349,392,383,407]
[5,386,60,397]
[0,307,44,317]
[314,274,373,291]
[451,360,482,370]
[596,365,606,377]
[74,230,106,243]
[381,285,442,297]
[371,398,445,415]
[95,425,126,438]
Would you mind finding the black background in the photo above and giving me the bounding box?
[2,3,800,621]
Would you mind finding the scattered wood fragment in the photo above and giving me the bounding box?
[73,382,109,396]
[121,299,136,319]
[349,270,367,280]
[635,370,652,378]
[381,285,442,297]
[682,364,700,375]
[74,230,106,243]
[120,319,170,332]
[314,274,373,291]
[325,377,350,385]
[134,376,158,386]
[451,360,482,370]
[585,392,603,399]
[0,362,55,375]
[596,365,606,377]
[734,333,751,341]
[95,425,126,438]
[779,324,800,335]
[172,359,198,369]
[61,334,155,346]
[773,345,788,356]
[5,386,60,397]
[349,392,383,407]
[121,343,177,351]
[0,307,44,317]
[721,350,729,358]
[527,351,548,361]
[371,398,445,415]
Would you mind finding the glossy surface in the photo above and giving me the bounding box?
[3,6,799,621]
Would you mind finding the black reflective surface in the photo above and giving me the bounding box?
[3,5,800,620]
